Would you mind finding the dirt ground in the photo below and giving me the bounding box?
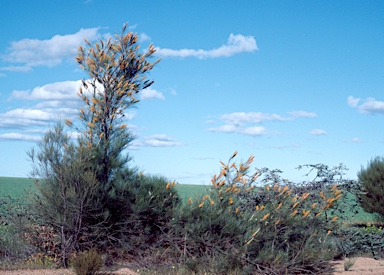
[1,257,384,274]
[331,257,384,274]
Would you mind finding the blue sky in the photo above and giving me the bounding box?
[1,0,383,184]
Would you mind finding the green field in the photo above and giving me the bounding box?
[0,177,34,199]
[0,176,377,224]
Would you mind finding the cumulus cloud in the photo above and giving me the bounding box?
[310,129,327,135]
[156,33,257,59]
[221,112,288,126]
[208,110,317,137]
[133,134,183,147]
[348,96,384,114]
[0,66,32,73]
[140,87,165,100]
[11,80,82,101]
[289,111,317,118]
[343,137,363,143]
[208,125,266,136]
[0,132,41,142]
[2,28,100,67]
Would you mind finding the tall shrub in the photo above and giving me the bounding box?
[358,156,384,218]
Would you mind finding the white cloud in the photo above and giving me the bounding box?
[156,33,257,59]
[348,96,384,114]
[310,129,327,135]
[289,111,317,118]
[221,112,288,126]
[11,80,82,101]
[343,137,363,143]
[3,28,100,67]
[0,66,32,72]
[133,134,183,147]
[208,125,265,136]
[347,96,360,107]
[139,33,151,42]
[140,87,165,100]
[0,132,41,142]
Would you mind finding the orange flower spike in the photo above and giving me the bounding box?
[331,216,338,222]
[316,212,322,217]
[312,203,317,209]
[278,187,282,193]
[292,202,299,209]
[256,205,260,211]
[229,198,233,205]
[327,198,335,204]
[203,195,209,200]
[291,209,298,217]
[335,194,342,200]
[320,191,326,201]
[199,202,204,208]
[171,180,176,187]
[334,189,342,196]
[275,219,280,225]
[281,185,289,194]
[273,183,278,192]
[302,210,311,217]
[292,197,297,203]
[210,200,215,206]
[261,213,270,221]
[276,203,283,210]
[327,230,332,235]
[225,187,231,193]
[265,185,270,191]
[187,198,192,205]
[259,205,265,211]
[235,208,239,213]
[301,193,310,200]
[165,182,171,189]
[331,184,338,191]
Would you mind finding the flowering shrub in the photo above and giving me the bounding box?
[166,152,343,274]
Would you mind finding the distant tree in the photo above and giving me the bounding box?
[358,156,384,218]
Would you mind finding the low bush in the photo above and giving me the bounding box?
[335,224,384,259]
[70,249,102,275]
[164,152,343,274]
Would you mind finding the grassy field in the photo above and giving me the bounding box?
[0,176,377,224]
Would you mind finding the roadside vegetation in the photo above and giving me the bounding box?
[1,23,384,274]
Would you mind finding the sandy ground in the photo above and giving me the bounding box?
[332,257,384,274]
[1,257,384,274]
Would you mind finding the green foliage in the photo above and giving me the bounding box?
[163,153,341,274]
[71,249,102,275]
[28,122,104,267]
[335,224,384,259]
[103,173,180,255]
[358,156,384,218]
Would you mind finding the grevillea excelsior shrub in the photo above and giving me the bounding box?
[166,152,343,274]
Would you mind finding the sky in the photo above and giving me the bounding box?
[0,0,383,185]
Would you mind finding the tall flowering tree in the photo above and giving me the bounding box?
[67,23,160,189]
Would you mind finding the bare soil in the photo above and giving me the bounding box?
[1,257,384,274]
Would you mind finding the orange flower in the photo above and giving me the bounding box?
[331,184,338,191]
[291,210,298,217]
[302,210,311,217]
[229,198,233,205]
[261,213,270,221]
[165,182,171,189]
[276,203,283,210]
[331,216,338,222]
[312,203,317,209]
[199,202,204,208]
[187,198,192,205]
[292,202,299,209]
